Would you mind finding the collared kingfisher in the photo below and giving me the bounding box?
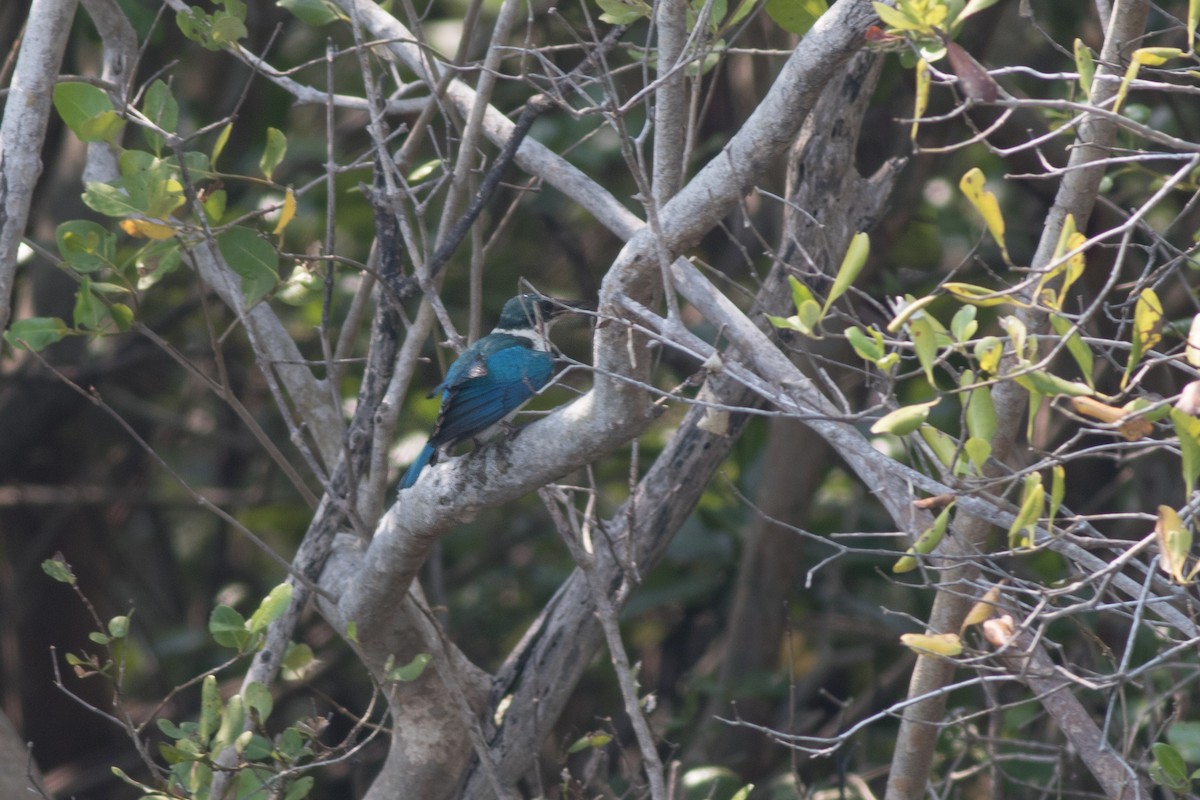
[399,293,589,490]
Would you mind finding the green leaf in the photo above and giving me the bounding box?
[595,0,651,24]
[822,231,868,314]
[870,400,939,437]
[78,111,125,144]
[142,80,179,155]
[212,694,244,753]
[950,305,977,344]
[282,641,315,680]
[1073,38,1095,96]
[724,0,757,29]
[1048,464,1065,530]
[53,83,123,143]
[260,127,287,181]
[846,326,885,362]
[110,303,134,332]
[919,424,958,470]
[1153,742,1189,784]
[1013,369,1092,398]
[961,371,996,442]
[82,183,142,217]
[909,313,939,385]
[73,277,107,330]
[765,0,827,35]
[1168,721,1200,764]
[1007,472,1044,549]
[1049,314,1094,388]
[278,0,343,25]
[210,12,248,46]
[964,436,991,470]
[209,604,251,649]
[246,582,293,634]
[284,776,315,800]
[277,727,306,761]
[89,631,111,645]
[107,615,130,639]
[6,317,69,351]
[157,718,188,740]
[1191,0,1200,50]
[199,674,221,744]
[872,1,922,31]
[56,220,116,273]
[216,226,279,308]
[244,681,274,723]
[386,652,432,682]
[41,556,77,585]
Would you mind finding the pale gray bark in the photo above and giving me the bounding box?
[0,0,78,335]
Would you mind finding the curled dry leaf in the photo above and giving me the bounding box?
[982,614,1015,648]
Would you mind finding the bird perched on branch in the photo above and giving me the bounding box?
[399,293,590,490]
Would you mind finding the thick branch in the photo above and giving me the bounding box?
[0,0,78,335]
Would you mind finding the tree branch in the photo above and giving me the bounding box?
[0,0,78,335]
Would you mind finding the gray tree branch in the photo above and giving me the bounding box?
[0,0,78,335]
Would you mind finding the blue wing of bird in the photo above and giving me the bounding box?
[400,335,556,490]
[431,344,555,446]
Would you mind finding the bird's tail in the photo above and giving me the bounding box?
[399,442,435,490]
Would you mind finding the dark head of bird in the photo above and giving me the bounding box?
[496,293,592,332]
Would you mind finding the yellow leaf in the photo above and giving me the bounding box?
[273,187,297,236]
[943,282,1015,307]
[1133,47,1184,66]
[900,632,963,658]
[1122,287,1163,389]
[974,336,1003,374]
[1113,58,1140,115]
[912,59,930,141]
[959,167,1009,263]
[120,218,176,240]
[1132,287,1161,347]
[961,583,1004,632]
[1155,505,1192,584]
[893,504,954,573]
[1070,396,1153,441]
